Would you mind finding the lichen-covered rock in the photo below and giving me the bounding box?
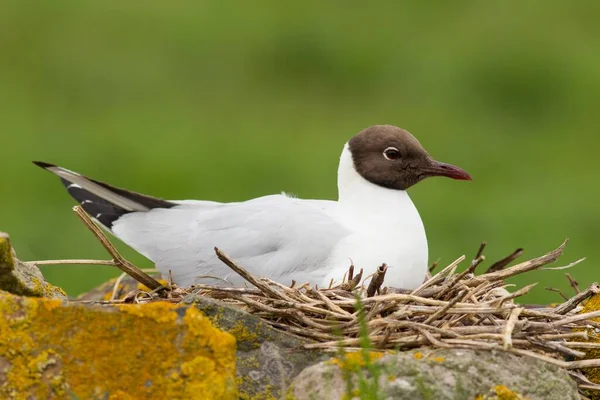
[182,294,329,400]
[576,293,600,399]
[80,281,329,399]
[0,291,237,399]
[291,348,579,400]
[0,232,66,299]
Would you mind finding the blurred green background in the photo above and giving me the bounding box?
[1,1,598,302]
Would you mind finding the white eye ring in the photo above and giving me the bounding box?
[383,147,401,161]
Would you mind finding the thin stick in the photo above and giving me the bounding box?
[28,259,118,266]
[308,288,353,317]
[565,342,600,349]
[566,273,581,294]
[214,247,289,301]
[554,283,600,315]
[538,332,588,340]
[502,307,523,350]
[437,262,479,299]
[366,264,388,297]
[542,257,586,270]
[486,283,537,307]
[428,259,440,274]
[526,337,585,358]
[191,285,262,295]
[417,328,451,348]
[424,290,466,325]
[566,359,600,370]
[167,270,174,291]
[470,241,567,285]
[471,256,485,273]
[474,241,487,261]
[73,206,163,291]
[509,348,568,368]
[486,248,524,273]
[412,255,466,296]
[545,287,569,301]
[552,310,600,327]
[339,268,363,291]
[110,272,128,301]
[348,263,354,282]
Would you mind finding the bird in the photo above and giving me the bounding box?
[34,125,471,290]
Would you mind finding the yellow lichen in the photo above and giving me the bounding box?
[30,276,66,298]
[575,293,600,396]
[0,236,14,270]
[101,279,120,301]
[328,351,385,371]
[237,384,278,400]
[228,321,259,343]
[284,385,297,400]
[137,279,168,292]
[493,385,526,400]
[412,352,444,363]
[476,385,529,400]
[0,291,237,399]
[0,236,65,299]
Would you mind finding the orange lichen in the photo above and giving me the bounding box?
[413,352,423,360]
[0,291,237,399]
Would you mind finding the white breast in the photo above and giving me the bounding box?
[323,144,429,289]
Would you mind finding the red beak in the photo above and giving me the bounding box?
[425,161,472,181]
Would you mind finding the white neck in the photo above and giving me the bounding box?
[337,143,421,228]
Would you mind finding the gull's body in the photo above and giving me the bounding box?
[112,144,428,288]
[35,125,470,289]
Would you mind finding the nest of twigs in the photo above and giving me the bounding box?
[191,242,600,396]
[33,206,600,397]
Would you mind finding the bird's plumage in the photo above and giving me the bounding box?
[112,195,349,286]
[34,125,471,289]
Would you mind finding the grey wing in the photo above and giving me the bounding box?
[111,195,350,286]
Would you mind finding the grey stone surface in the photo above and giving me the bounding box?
[292,348,580,400]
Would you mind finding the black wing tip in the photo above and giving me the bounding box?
[33,161,57,169]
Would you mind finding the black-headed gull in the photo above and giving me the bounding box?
[35,125,471,289]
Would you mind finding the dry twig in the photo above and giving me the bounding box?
[73,206,163,291]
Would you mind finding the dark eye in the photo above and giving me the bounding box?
[383,147,401,161]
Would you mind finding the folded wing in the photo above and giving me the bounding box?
[112,195,349,286]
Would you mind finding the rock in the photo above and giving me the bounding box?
[0,232,66,299]
[0,290,237,399]
[576,292,600,399]
[79,282,329,398]
[182,294,329,399]
[291,348,579,400]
